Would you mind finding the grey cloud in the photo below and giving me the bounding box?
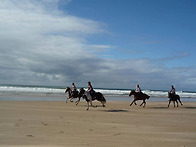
[0,0,195,91]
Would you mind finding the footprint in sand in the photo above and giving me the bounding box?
[27,135,34,137]
[113,133,121,136]
[59,131,64,133]
[15,123,19,126]
[41,122,48,126]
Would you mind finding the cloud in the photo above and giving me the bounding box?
[0,0,109,85]
[0,0,195,91]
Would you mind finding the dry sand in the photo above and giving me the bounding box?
[0,100,195,147]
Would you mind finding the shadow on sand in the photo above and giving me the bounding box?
[148,107,168,109]
[182,107,196,109]
[101,109,129,112]
[149,106,196,109]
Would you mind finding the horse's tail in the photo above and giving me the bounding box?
[144,93,150,99]
[102,96,106,103]
[147,95,150,99]
[176,95,180,100]
[97,92,106,103]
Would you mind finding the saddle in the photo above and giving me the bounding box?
[71,90,79,97]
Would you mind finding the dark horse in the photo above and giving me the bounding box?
[65,87,82,105]
[79,88,106,110]
[129,90,150,107]
[168,92,183,107]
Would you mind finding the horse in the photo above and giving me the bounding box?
[65,87,81,105]
[129,90,150,107]
[79,88,106,110]
[167,92,183,107]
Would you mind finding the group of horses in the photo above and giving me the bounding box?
[65,87,106,110]
[65,87,183,110]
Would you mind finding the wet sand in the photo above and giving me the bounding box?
[0,101,195,147]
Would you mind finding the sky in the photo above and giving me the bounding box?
[0,0,196,91]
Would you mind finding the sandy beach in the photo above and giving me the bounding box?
[0,100,196,147]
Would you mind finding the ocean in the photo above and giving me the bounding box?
[0,85,196,101]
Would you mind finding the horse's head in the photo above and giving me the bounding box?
[129,90,135,96]
[79,88,85,95]
[65,87,70,93]
[77,88,84,97]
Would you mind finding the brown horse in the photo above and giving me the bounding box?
[65,87,82,105]
[168,92,183,107]
[129,90,150,107]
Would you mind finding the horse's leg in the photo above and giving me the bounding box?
[178,99,183,105]
[143,100,146,107]
[101,101,105,107]
[140,101,144,106]
[130,99,136,106]
[140,100,146,107]
[75,97,80,105]
[86,101,89,110]
[176,100,179,107]
[70,98,73,102]
[167,100,171,107]
[100,95,106,107]
[66,97,71,103]
[173,101,175,107]
[90,99,96,108]
[134,102,137,105]
[90,99,93,107]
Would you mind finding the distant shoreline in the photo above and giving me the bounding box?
[1,85,196,99]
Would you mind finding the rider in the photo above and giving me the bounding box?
[136,84,142,93]
[71,83,77,96]
[87,81,95,98]
[136,84,142,97]
[169,85,176,95]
